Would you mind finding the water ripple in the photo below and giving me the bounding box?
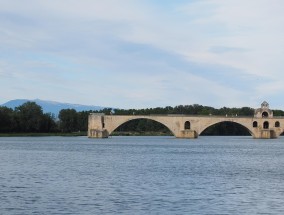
[0,136,284,214]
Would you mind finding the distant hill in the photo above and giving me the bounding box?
[1,99,107,116]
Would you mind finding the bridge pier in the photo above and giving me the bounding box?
[89,129,109,138]
[253,129,277,139]
[88,113,109,138]
[176,130,198,139]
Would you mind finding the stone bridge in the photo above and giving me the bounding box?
[88,102,284,139]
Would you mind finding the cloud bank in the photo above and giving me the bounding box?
[0,0,284,108]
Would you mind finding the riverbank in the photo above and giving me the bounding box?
[0,131,172,137]
[0,132,87,137]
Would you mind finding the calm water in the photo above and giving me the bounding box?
[0,136,284,215]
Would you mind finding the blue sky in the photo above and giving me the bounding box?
[1,0,284,109]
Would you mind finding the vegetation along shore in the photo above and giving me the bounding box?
[1,102,284,136]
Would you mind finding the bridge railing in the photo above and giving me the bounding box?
[109,114,255,118]
[104,114,284,119]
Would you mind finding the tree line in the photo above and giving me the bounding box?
[0,102,91,133]
[1,102,284,135]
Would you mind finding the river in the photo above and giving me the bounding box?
[1,136,284,214]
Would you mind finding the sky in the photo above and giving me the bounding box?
[1,0,284,109]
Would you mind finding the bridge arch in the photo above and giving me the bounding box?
[107,116,175,136]
[198,120,255,137]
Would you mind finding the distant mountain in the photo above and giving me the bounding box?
[1,99,107,116]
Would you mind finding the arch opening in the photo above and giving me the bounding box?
[263,121,269,129]
[275,121,280,128]
[112,118,173,136]
[184,121,191,130]
[253,121,258,128]
[262,112,269,118]
[201,121,251,136]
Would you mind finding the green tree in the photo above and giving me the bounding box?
[239,107,254,116]
[14,102,44,132]
[273,109,284,116]
[40,113,58,132]
[0,107,14,132]
[58,109,78,132]
[77,111,92,131]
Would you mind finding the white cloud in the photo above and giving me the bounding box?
[177,0,284,77]
[0,0,284,108]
